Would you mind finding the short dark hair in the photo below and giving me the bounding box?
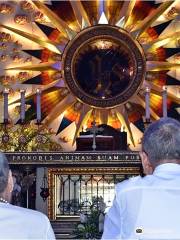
[142,117,180,164]
[0,153,9,193]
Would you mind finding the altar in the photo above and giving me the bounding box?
[76,135,114,151]
[76,130,128,151]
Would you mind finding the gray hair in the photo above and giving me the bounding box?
[0,153,9,193]
[142,117,180,165]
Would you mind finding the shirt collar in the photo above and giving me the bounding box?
[153,163,180,176]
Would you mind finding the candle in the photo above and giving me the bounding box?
[36,89,41,123]
[3,88,9,123]
[162,86,167,117]
[20,89,26,122]
[145,87,150,120]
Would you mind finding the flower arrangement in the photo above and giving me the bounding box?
[73,196,106,239]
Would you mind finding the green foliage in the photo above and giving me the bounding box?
[73,197,105,239]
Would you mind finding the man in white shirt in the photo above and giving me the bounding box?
[102,117,180,240]
[0,153,55,239]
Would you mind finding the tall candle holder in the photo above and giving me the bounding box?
[162,86,167,118]
[20,89,26,124]
[36,88,41,125]
[3,88,9,125]
[1,89,10,145]
[143,116,151,130]
[145,87,150,120]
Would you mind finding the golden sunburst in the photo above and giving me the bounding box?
[0,0,179,150]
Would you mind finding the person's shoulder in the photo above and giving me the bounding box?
[115,175,146,194]
[8,204,48,222]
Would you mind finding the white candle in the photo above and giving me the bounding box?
[20,89,26,122]
[145,87,150,120]
[162,86,167,117]
[3,88,9,123]
[36,89,41,122]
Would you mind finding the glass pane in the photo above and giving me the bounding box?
[56,173,136,216]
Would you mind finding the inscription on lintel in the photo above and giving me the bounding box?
[4,152,141,165]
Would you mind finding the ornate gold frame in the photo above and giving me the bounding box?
[47,166,141,220]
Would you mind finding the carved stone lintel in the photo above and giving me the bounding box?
[6,152,141,166]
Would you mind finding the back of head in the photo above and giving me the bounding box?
[0,153,9,194]
[142,117,180,166]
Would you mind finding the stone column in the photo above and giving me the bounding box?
[36,167,48,215]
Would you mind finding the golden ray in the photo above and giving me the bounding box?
[72,106,92,145]
[96,0,105,24]
[96,109,101,125]
[115,105,135,146]
[132,1,174,38]
[92,108,99,121]
[115,1,131,27]
[9,80,60,105]
[43,94,76,126]
[81,1,99,25]
[104,0,124,25]
[146,81,180,104]
[99,109,109,125]
[6,62,61,71]
[27,82,64,99]
[132,95,160,120]
[104,0,111,22]
[116,17,125,28]
[121,106,135,147]
[146,61,180,72]
[144,31,180,51]
[70,0,91,29]
[123,0,137,29]
[0,24,61,54]
[32,1,77,39]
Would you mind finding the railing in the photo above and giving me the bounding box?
[55,173,138,216]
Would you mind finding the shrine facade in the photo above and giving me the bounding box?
[7,151,142,220]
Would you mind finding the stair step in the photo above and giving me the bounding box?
[53,231,75,234]
[55,233,75,239]
[51,223,78,228]
[52,225,76,228]
[51,219,79,239]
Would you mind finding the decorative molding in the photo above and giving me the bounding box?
[48,166,141,175]
[47,165,141,219]
[5,151,141,166]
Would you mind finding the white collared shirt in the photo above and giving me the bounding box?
[0,203,55,239]
[102,163,180,240]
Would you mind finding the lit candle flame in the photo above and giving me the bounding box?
[162,85,167,91]
[36,88,41,94]
[145,87,150,92]
[3,88,9,94]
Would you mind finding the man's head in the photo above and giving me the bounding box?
[0,153,13,202]
[140,117,180,175]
